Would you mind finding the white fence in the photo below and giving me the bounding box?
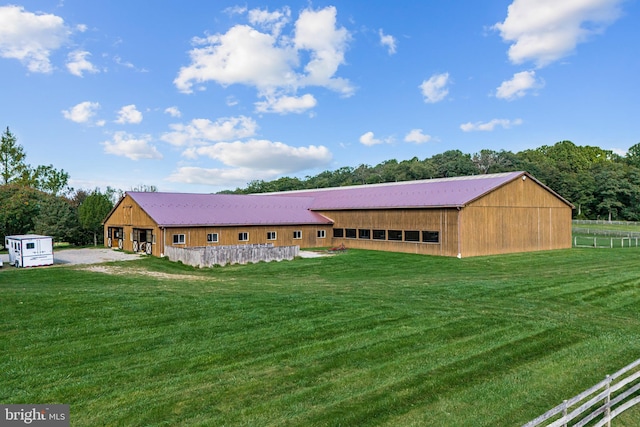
[164,244,299,268]
[573,236,640,248]
[523,358,640,426]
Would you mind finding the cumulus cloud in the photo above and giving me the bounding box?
[161,116,258,147]
[359,131,383,146]
[496,70,544,100]
[0,5,70,73]
[404,129,432,144]
[102,132,162,160]
[168,139,332,186]
[493,0,623,67]
[62,101,100,124]
[115,104,143,124]
[164,106,182,118]
[174,6,353,112]
[66,50,99,77]
[379,29,397,54]
[460,118,523,132]
[420,72,450,103]
[187,139,332,173]
[255,93,317,114]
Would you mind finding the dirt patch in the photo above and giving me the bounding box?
[78,265,212,281]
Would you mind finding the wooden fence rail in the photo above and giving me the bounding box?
[522,358,640,427]
[164,244,299,267]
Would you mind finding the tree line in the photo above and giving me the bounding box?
[231,140,640,222]
[0,127,136,246]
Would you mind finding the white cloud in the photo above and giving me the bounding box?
[174,6,354,103]
[420,72,450,103]
[379,29,397,54]
[493,0,623,67]
[0,5,70,73]
[496,70,544,100]
[115,104,143,124]
[460,118,523,132]
[255,93,317,114]
[161,116,258,147]
[404,129,432,144]
[102,132,162,160]
[169,139,332,186]
[359,131,383,146]
[62,101,100,123]
[66,50,99,77]
[188,139,332,173]
[248,6,291,36]
[164,106,182,118]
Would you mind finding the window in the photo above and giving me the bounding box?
[207,233,218,243]
[422,231,439,243]
[388,230,402,241]
[267,231,277,240]
[345,228,357,238]
[317,230,326,238]
[238,232,249,241]
[373,230,386,240]
[358,229,371,239]
[404,230,420,242]
[293,230,302,239]
[26,242,35,250]
[173,234,185,244]
[333,228,344,238]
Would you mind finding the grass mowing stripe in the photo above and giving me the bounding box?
[2,249,640,425]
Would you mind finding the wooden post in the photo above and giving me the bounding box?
[562,400,568,427]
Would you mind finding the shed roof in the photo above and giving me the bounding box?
[127,192,333,227]
[261,171,572,209]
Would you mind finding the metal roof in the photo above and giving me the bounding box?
[128,192,333,227]
[124,172,572,227]
[261,171,541,209]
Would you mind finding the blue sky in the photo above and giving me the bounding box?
[1,0,638,193]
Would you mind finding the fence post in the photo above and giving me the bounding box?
[562,400,568,427]
[605,374,611,427]
[611,238,613,248]
[594,237,597,248]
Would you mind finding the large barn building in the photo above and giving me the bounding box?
[103,171,574,258]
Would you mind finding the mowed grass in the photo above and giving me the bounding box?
[1,248,640,426]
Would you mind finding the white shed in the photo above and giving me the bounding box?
[5,235,54,268]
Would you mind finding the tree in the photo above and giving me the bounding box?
[33,196,83,244]
[0,127,27,184]
[78,190,114,246]
[31,164,71,196]
[0,185,46,243]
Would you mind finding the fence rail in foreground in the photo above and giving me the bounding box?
[164,244,299,267]
[523,358,640,427]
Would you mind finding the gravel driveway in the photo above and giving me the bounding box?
[0,248,141,268]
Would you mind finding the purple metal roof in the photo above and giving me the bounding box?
[262,172,528,209]
[128,192,333,227]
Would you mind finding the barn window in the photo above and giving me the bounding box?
[358,229,371,239]
[404,230,420,242]
[422,231,439,243]
[267,231,277,240]
[333,228,344,238]
[317,230,326,238]
[293,230,302,239]
[345,228,357,238]
[207,233,218,243]
[239,232,249,241]
[388,230,402,241]
[173,234,185,244]
[373,230,386,240]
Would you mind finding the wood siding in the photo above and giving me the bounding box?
[319,209,460,256]
[461,176,572,257]
[103,194,162,256]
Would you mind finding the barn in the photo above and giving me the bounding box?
[103,171,573,258]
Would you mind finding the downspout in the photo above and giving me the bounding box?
[457,206,462,258]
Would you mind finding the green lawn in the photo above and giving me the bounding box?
[1,248,640,426]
